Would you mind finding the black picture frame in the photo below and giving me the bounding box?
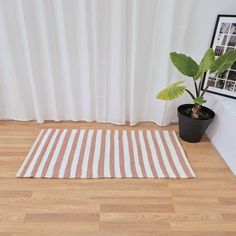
[201,14,236,99]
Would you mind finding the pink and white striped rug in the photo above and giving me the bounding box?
[16,129,195,179]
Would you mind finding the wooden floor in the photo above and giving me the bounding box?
[0,121,236,236]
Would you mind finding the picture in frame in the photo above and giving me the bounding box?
[202,14,236,99]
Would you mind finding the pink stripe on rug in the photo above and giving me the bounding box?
[118,130,126,177]
[159,131,180,178]
[126,131,138,178]
[64,130,80,178]
[41,130,63,178]
[150,131,169,177]
[75,130,89,178]
[30,129,56,177]
[52,129,72,178]
[17,129,195,179]
[109,130,115,177]
[134,131,147,178]
[143,131,158,178]
[18,129,47,178]
[98,130,106,177]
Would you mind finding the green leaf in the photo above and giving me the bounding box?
[193,96,207,106]
[170,52,199,77]
[194,48,215,80]
[210,50,236,75]
[156,81,186,100]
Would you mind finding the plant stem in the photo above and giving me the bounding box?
[185,89,195,100]
[201,85,210,97]
[192,77,198,97]
[192,104,202,119]
[198,75,204,96]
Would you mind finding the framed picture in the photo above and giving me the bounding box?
[202,15,236,99]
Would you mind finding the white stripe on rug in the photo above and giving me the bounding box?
[45,129,67,178]
[17,129,195,179]
[164,130,186,178]
[114,130,121,178]
[16,130,45,177]
[70,129,85,178]
[131,130,143,178]
[154,131,176,178]
[25,129,52,177]
[123,131,132,178]
[35,129,60,178]
[138,130,153,178]
[146,131,164,178]
[58,129,78,178]
[104,130,111,177]
[81,129,94,178]
[92,129,102,178]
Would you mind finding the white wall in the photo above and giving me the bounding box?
[206,94,236,175]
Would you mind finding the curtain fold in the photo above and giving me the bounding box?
[1,0,232,125]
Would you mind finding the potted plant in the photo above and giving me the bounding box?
[156,48,236,143]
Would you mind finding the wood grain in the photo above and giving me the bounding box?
[101,204,175,213]
[0,120,235,235]
[24,213,99,223]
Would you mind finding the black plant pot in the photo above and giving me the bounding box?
[177,104,215,143]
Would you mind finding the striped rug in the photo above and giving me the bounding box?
[16,129,195,179]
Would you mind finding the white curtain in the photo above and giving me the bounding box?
[0,0,235,125]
